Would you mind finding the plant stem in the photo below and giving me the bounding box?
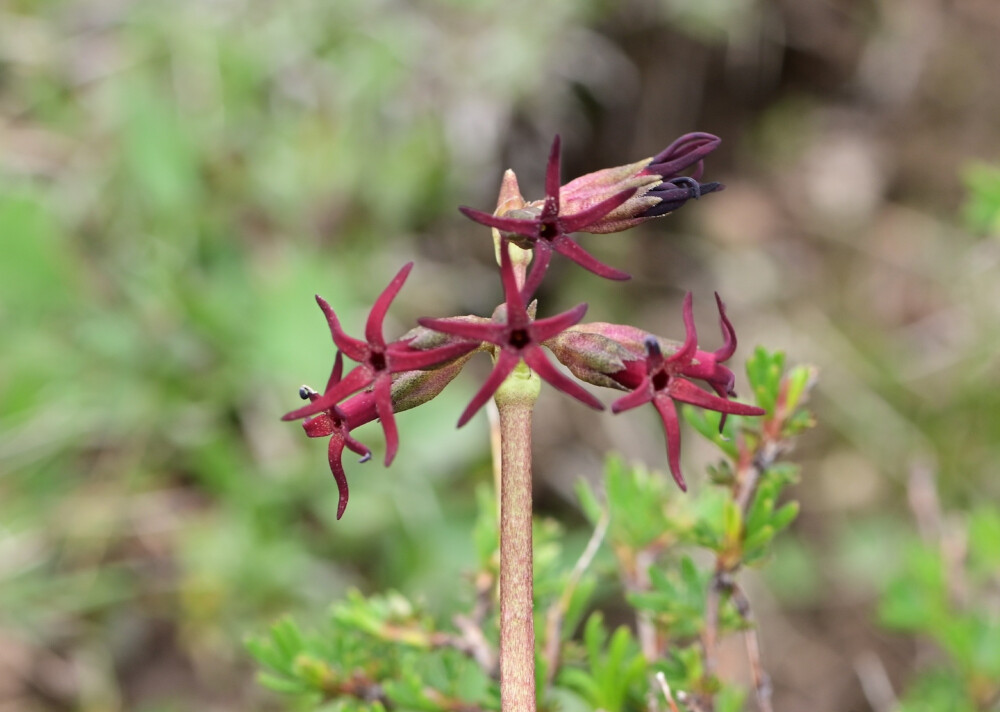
[494,362,540,712]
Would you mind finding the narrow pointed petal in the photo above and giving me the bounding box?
[610,380,654,414]
[324,351,345,393]
[521,243,552,302]
[559,187,637,233]
[387,340,478,371]
[316,295,368,361]
[417,316,506,344]
[328,435,350,519]
[456,350,520,428]
[552,237,631,280]
[647,133,721,178]
[281,366,372,421]
[373,376,399,466]
[530,303,589,342]
[523,348,604,411]
[667,292,698,365]
[544,135,562,216]
[499,240,528,324]
[710,382,731,434]
[458,206,540,239]
[642,182,723,218]
[668,378,766,415]
[713,292,737,361]
[344,431,372,460]
[365,262,413,347]
[652,396,687,491]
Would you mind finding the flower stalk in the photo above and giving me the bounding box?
[495,361,541,712]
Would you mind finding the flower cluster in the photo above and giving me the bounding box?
[283,133,764,517]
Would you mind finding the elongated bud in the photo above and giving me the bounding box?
[557,133,724,234]
[544,324,648,390]
[496,169,526,215]
[492,171,534,273]
[402,319,491,351]
[391,350,477,412]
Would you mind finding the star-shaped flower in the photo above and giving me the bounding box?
[459,135,639,285]
[418,241,604,427]
[609,293,766,491]
[297,352,376,519]
[282,262,477,465]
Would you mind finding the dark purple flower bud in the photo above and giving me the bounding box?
[559,132,724,234]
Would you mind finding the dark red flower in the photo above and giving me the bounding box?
[297,352,377,519]
[459,135,638,287]
[418,241,603,427]
[609,293,766,491]
[282,262,477,466]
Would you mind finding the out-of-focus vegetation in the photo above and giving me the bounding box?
[2,0,998,710]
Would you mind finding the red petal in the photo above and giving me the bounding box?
[458,206,540,239]
[316,295,368,361]
[668,378,766,415]
[530,303,588,343]
[387,340,478,371]
[324,351,344,393]
[366,262,413,347]
[610,380,654,414]
[303,413,336,437]
[327,435,350,519]
[499,240,529,328]
[523,348,604,411]
[652,396,687,491]
[551,237,631,280]
[713,292,737,362]
[374,376,398,466]
[667,292,698,366]
[344,431,371,460]
[456,349,520,428]
[521,243,552,302]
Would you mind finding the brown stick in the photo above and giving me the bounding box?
[495,372,540,712]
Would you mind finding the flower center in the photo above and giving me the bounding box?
[539,222,557,240]
[652,370,670,392]
[509,328,530,349]
[370,351,387,372]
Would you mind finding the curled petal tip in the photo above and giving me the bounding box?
[668,176,702,199]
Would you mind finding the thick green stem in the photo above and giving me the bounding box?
[495,362,540,712]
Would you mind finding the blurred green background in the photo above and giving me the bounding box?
[2,0,998,710]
